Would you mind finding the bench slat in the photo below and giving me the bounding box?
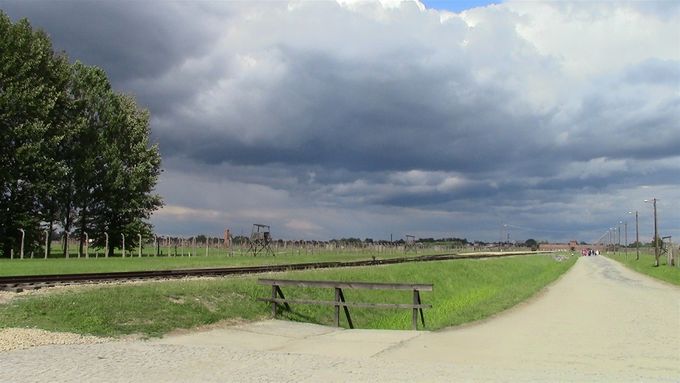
[257,297,432,309]
[258,278,433,291]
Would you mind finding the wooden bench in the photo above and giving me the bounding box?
[257,278,433,330]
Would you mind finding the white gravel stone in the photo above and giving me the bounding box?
[0,328,113,352]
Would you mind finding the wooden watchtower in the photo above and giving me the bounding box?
[248,224,274,256]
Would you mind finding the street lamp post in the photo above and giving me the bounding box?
[644,199,659,267]
[617,222,622,253]
[629,211,639,260]
[634,211,639,260]
[624,221,628,258]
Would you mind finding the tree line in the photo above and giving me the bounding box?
[0,13,163,258]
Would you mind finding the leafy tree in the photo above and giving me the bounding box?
[0,13,163,258]
[0,13,70,257]
[66,62,116,256]
[524,238,538,250]
[88,93,163,256]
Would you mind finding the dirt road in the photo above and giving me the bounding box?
[1,256,678,382]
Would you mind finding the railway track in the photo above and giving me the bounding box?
[0,251,539,292]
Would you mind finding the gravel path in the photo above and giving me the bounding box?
[0,328,112,352]
[1,256,679,382]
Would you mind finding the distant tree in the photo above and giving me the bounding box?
[524,239,538,250]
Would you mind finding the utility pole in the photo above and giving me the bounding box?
[645,199,659,267]
[624,221,628,258]
[653,198,658,267]
[635,211,639,261]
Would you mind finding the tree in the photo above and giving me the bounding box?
[66,62,116,256]
[0,13,163,258]
[0,13,70,257]
[88,93,163,256]
[524,239,538,250]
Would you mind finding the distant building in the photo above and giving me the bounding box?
[539,241,605,252]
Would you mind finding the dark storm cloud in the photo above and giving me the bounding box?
[1,1,218,83]
[159,46,543,177]
[2,0,679,241]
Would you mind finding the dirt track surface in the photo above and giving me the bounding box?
[1,256,679,382]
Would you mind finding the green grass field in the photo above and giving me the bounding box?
[606,250,680,286]
[0,247,457,277]
[0,253,576,337]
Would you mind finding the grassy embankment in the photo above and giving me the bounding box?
[606,250,680,286]
[0,248,457,277]
[0,253,575,337]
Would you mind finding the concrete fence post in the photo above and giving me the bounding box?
[19,228,25,260]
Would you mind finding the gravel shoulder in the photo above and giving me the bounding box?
[0,328,113,352]
[1,256,678,382]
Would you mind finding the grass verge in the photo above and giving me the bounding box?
[606,251,680,286]
[0,253,576,337]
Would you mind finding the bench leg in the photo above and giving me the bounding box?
[416,290,425,328]
[338,288,354,329]
[271,285,277,317]
[275,286,291,311]
[412,290,418,330]
[334,288,340,327]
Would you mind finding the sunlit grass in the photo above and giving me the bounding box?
[606,250,680,286]
[0,253,575,337]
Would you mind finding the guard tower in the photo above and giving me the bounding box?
[249,224,274,256]
[404,235,416,253]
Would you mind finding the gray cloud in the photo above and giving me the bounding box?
[1,1,219,83]
[3,0,679,242]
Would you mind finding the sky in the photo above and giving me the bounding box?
[2,0,679,243]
